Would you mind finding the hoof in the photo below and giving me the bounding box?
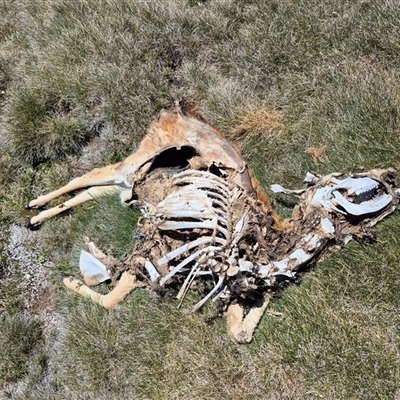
[25,202,32,209]
[25,219,39,230]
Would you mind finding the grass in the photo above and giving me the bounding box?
[0,314,46,385]
[0,0,399,398]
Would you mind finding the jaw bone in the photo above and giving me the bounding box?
[311,176,393,216]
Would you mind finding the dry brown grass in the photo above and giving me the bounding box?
[230,106,285,144]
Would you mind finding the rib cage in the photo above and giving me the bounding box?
[142,168,253,307]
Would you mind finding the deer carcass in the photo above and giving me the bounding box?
[26,107,399,342]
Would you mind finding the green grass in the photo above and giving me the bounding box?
[1,0,399,398]
[0,314,46,385]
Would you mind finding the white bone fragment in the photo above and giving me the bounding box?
[231,247,239,257]
[213,266,222,273]
[303,172,320,185]
[159,219,229,239]
[227,266,240,276]
[228,256,237,266]
[173,177,229,195]
[275,270,295,278]
[332,191,392,216]
[158,219,217,231]
[230,186,243,201]
[160,245,221,285]
[178,269,212,276]
[158,236,226,264]
[311,176,393,216]
[156,193,215,219]
[289,248,310,266]
[321,217,335,234]
[271,259,294,277]
[344,235,353,245]
[301,234,321,251]
[239,259,253,272]
[192,276,224,312]
[173,169,228,186]
[311,187,333,209]
[208,258,218,267]
[272,259,288,272]
[177,265,200,301]
[270,184,306,196]
[144,260,160,282]
[205,191,230,206]
[258,264,272,278]
[231,209,250,246]
[139,159,155,174]
[215,215,230,228]
[159,208,216,220]
[330,176,378,195]
[79,250,110,286]
[85,237,108,259]
[211,199,229,212]
[234,208,250,234]
[218,287,230,300]
[212,290,223,302]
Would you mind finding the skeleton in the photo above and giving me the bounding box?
[26,107,399,343]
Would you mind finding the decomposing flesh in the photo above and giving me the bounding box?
[26,108,399,343]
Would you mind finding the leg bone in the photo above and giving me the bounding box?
[27,163,132,209]
[26,185,121,227]
[62,271,140,309]
[225,294,271,343]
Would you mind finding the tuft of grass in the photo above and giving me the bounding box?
[1,168,37,224]
[229,105,285,145]
[6,88,92,165]
[0,314,46,385]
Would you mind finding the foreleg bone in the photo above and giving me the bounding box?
[26,185,121,227]
[27,163,132,209]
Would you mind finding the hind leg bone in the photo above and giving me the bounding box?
[62,272,141,309]
[225,295,271,343]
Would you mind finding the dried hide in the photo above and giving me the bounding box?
[26,108,399,343]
